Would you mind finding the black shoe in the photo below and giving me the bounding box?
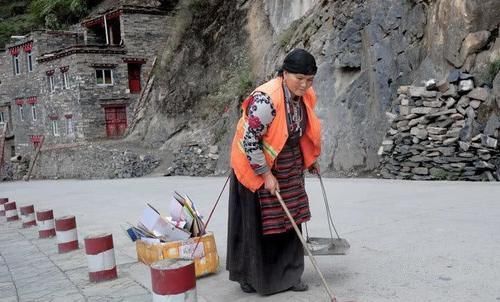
[240,282,256,293]
[290,281,308,292]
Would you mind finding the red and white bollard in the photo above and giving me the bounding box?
[55,215,79,253]
[151,259,197,302]
[36,209,56,238]
[84,233,117,282]
[0,198,8,216]
[4,202,19,221]
[20,205,37,228]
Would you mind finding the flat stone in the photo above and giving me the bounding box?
[399,105,412,115]
[426,151,441,157]
[446,127,462,138]
[397,85,411,95]
[423,100,443,108]
[428,134,446,141]
[443,137,459,145]
[397,120,409,128]
[442,84,457,97]
[400,98,414,106]
[408,116,427,127]
[456,106,467,115]
[457,96,470,107]
[452,120,465,127]
[402,113,419,120]
[410,127,428,140]
[482,136,498,149]
[437,79,449,92]
[409,86,438,98]
[427,109,457,118]
[412,167,429,175]
[459,141,470,151]
[467,87,489,101]
[445,98,456,108]
[475,161,495,169]
[458,152,475,158]
[411,107,435,115]
[388,128,398,135]
[427,127,447,135]
[408,155,431,162]
[469,100,481,109]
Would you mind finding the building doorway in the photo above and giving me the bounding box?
[104,106,127,137]
[128,63,142,93]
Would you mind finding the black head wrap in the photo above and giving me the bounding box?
[281,48,317,75]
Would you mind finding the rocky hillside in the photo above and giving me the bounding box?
[129,0,500,177]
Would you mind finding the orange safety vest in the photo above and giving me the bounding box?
[230,77,321,192]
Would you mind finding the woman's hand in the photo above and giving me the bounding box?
[308,162,320,175]
[263,171,279,195]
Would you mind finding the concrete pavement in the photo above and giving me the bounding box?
[1,177,499,301]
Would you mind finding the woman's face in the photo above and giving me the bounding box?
[283,71,315,97]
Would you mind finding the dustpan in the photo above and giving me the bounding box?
[305,174,350,255]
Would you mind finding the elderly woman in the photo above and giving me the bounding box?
[227,48,321,295]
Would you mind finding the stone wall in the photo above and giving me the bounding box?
[28,143,160,179]
[379,72,500,181]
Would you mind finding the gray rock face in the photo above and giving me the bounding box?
[437,0,500,67]
[263,0,319,34]
[126,0,500,179]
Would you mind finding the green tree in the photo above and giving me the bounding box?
[29,0,100,29]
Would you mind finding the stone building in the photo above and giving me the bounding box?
[0,1,169,159]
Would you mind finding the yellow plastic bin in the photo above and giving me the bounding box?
[136,232,219,278]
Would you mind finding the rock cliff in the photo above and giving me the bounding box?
[129,0,500,177]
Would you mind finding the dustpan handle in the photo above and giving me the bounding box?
[318,174,342,240]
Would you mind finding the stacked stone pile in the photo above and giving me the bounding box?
[166,143,219,176]
[379,71,500,181]
[112,151,160,179]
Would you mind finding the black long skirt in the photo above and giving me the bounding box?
[226,171,304,295]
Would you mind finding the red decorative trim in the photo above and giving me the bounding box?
[46,69,55,76]
[64,113,73,119]
[23,42,33,53]
[60,66,69,73]
[49,114,59,120]
[15,98,24,105]
[82,16,105,27]
[82,9,122,27]
[122,57,147,64]
[106,10,122,20]
[27,96,38,104]
[9,46,20,56]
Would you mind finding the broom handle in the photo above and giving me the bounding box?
[276,191,337,302]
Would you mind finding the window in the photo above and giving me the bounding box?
[18,105,24,121]
[66,117,73,135]
[62,72,70,89]
[31,104,37,121]
[0,111,4,124]
[52,120,59,136]
[26,52,33,72]
[12,55,20,75]
[96,69,113,85]
[48,75,55,92]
